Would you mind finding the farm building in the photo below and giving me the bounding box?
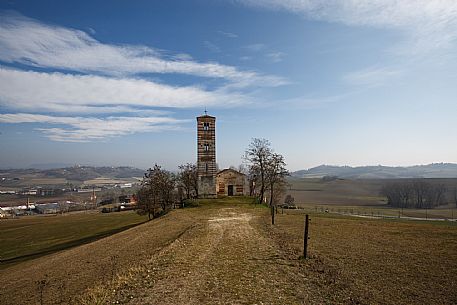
[216,169,247,196]
[35,203,59,214]
[119,194,137,204]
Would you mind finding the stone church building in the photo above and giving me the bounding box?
[196,112,247,198]
[216,168,246,196]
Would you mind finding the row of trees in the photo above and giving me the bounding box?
[244,138,289,206]
[381,180,447,209]
[136,163,200,220]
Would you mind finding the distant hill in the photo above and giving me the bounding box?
[292,163,457,179]
[43,166,146,180]
[0,166,146,182]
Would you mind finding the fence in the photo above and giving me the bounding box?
[280,205,457,222]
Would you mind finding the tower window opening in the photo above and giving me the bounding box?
[203,122,210,131]
[204,143,209,151]
[205,163,208,172]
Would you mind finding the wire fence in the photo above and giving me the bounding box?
[279,205,457,222]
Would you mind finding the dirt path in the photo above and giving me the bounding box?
[94,206,308,304]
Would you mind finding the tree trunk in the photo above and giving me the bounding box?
[260,160,265,204]
[271,204,275,225]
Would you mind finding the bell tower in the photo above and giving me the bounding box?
[197,111,217,198]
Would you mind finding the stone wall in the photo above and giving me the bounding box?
[216,169,247,196]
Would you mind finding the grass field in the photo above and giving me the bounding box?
[290,202,457,220]
[0,211,146,267]
[286,177,386,206]
[1,197,456,304]
[286,177,457,219]
[265,210,457,304]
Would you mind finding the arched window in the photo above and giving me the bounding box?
[203,122,210,131]
[204,143,209,151]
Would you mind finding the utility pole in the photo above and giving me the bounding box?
[91,187,97,209]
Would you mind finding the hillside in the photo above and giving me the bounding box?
[0,166,145,184]
[292,163,457,179]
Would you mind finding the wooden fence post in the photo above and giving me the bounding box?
[303,214,309,258]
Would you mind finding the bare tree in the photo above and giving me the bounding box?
[272,180,288,207]
[57,201,68,214]
[137,170,158,220]
[381,180,447,209]
[137,164,176,220]
[265,153,289,207]
[244,138,272,204]
[284,194,295,206]
[237,164,247,174]
[412,179,428,208]
[177,163,198,199]
[247,164,260,197]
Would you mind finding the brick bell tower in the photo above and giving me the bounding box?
[197,111,217,198]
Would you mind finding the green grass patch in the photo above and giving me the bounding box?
[0,211,146,267]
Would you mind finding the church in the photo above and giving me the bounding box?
[196,112,247,198]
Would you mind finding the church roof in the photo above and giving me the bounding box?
[197,114,215,119]
[217,168,245,176]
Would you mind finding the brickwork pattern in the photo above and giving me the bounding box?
[196,115,217,198]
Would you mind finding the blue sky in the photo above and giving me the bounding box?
[0,0,456,170]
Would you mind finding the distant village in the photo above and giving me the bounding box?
[0,178,140,218]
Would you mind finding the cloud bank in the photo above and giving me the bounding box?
[0,113,185,142]
[0,12,286,87]
[0,67,248,112]
[239,0,457,54]
[0,12,287,142]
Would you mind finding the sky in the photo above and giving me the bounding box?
[0,0,456,171]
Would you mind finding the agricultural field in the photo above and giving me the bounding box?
[0,197,455,304]
[285,177,457,219]
[286,177,386,206]
[0,210,146,268]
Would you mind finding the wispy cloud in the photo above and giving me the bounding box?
[343,66,402,87]
[0,12,286,87]
[0,113,185,142]
[217,31,238,38]
[0,11,288,142]
[266,51,285,63]
[203,40,221,53]
[238,0,457,55]
[243,43,266,52]
[0,67,251,113]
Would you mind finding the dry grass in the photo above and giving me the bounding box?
[0,210,197,305]
[264,211,457,304]
[1,197,456,304]
[291,203,457,219]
